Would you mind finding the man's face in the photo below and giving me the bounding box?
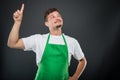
[45,11,63,29]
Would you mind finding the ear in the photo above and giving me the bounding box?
[45,21,49,27]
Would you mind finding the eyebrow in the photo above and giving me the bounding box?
[50,13,61,17]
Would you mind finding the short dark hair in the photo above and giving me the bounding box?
[44,8,60,22]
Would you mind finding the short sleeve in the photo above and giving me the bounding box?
[73,40,84,61]
[22,35,37,51]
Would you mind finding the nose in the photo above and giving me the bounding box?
[55,16,60,20]
[56,17,62,21]
[55,15,62,19]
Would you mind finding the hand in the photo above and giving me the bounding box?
[69,76,78,80]
[13,3,24,23]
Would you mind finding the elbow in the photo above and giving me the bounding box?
[80,57,87,67]
[85,59,87,66]
[83,57,87,67]
[84,57,87,67]
[7,40,15,48]
[7,41,12,48]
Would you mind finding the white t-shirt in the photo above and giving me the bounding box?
[22,33,84,66]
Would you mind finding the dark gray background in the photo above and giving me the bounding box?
[0,0,120,80]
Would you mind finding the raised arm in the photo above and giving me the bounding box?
[7,4,25,49]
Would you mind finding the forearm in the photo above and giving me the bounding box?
[73,57,87,79]
[7,4,24,49]
[7,22,21,47]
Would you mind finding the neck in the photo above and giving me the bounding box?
[49,28,62,36]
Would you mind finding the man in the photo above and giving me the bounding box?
[7,3,87,80]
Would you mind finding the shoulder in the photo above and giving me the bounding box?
[22,33,49,42]
[63,34,77,42]
[63,34,78,44]
[25,33,48,39]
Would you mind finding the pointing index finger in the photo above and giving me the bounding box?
[20,3,24,13]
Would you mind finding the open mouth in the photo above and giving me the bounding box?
[56,25,62,28]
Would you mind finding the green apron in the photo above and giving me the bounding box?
[35,34,69,80]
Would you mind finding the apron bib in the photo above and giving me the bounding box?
[35,34,69,80]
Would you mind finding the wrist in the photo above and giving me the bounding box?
[73,73,79,79]
[14,21,22,25]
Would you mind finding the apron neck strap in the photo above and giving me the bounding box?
[47,33,67,45]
